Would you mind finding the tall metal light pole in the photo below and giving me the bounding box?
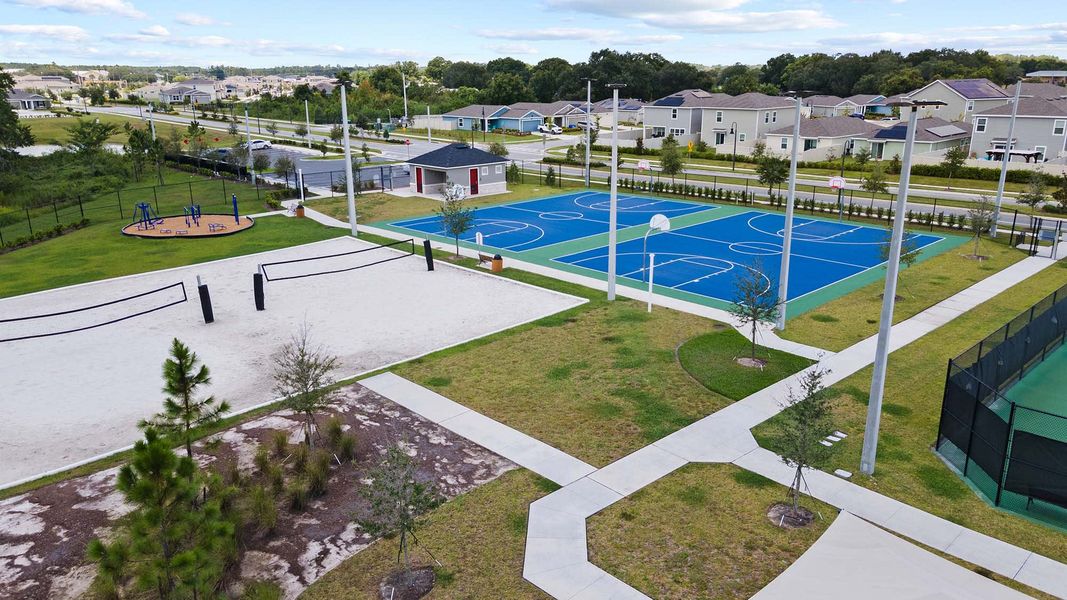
[147,104,157,140]
[606,83,626,301]
[304,98,312,149]
[338,82,358,236]
[582,77,596,187]
[991,80,1021,238]
[859,99,946,475]
[730,121,739,171]
[400,66,410,125]
[244,105,255,184]
[775,94,804,330]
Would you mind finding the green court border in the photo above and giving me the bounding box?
[374,191,968,319]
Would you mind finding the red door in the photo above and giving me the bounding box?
[469,168,479,195]
[415,167,423,193]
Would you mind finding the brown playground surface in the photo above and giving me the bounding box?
[121,214,255,238]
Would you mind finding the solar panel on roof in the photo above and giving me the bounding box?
[927,125,967,137]
[654,97,685,107]
[692,91,711,98]
[949,79,1005,98]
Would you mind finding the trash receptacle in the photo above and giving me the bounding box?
[491,254,503,273]
[295,205,305,218]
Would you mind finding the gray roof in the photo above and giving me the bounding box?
[510,101,585,115]
[804,95,849,107]
[408,143,507,169]
[709,92,795,110]
[163,85,193,94]
[846,93,883,105]
[1004,82,1067,101]
[767,116,881,139]
[591,98,643,112]
[182,78,217,85]
[443,104,506,118]
[977,97,1067,118]
[8,90,47,100]
[937,79,1009,99]
[648,89,731,108]
[868,117,970,142]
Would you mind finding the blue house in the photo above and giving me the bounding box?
[442,104,545,133]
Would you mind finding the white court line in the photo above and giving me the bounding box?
[663,229,872,271]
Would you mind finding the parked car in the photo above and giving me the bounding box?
[575,122,596,130]
[242,139,272,150]
[537,124,563,135]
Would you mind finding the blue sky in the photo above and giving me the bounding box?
[1,0,1065,68]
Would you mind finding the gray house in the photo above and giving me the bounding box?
[7,90,50,110]
[906,79,1010,122]
[970,97,1067,163]
[803,95,857,118]
[697,93,798,153]
[408,143,508,198]
[852,117,970,160]
[643,89,730,147]
[1004,82,1067,101]
[766,116,882,161]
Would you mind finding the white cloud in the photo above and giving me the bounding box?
[477,27,681,45]
[489,43,540,55]
[543,0,837,34]
[545,0,748,16]
[0,24,89,41]
[139,24,169,37]
[174,12,216,26]
[10,0,145,19]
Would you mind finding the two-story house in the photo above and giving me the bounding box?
[970,97,1067,162]
[766,116,882,160]
[803,95,857,118]
[698,93,798,153]
[906,79,1010,122]
[642,89,729,147]
[852,117,970,160]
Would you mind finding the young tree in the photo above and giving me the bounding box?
[274,155,295,187]
[316,140,329,157]
[729,259,779,361]
[252,152,271,175]
[941,145,968,188]
[66,118,119,154]
[140,339,230,459]
[544,165,556,185]
[878,230,921,295]
[329,123,344,146]
[488,141,508,157]
[778,366,833,518]
[853,146,872,167]
[361,142,372,163]
[861,165,889,208]
[227,120,239,137]
[1018,171,1048,216]
[272,324,340,448]
[437,185,475,256]
[124,122,157,181]
[506,161,521,184]
[757,156,789,197]
[358,444,443,573]
[588,116,600,145]
[265,121,279,138]
[660,134,683,182]
[750,140,767,161]
[966,196,995,259]
[294,123,309,141]
[185,120,207,169]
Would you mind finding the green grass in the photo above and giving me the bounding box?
[588,463,835,599]
[24,113,244,148]
[300,469,551,599]
[677,328,814,400]
[754,261,1067,565]
[779,236,1025,351]
[392,127,540,144]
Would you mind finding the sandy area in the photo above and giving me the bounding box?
[0,236,583,486]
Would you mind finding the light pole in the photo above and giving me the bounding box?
[337,81,358,236]
[244,105,255,184]
[730,121,738,171]
[859,99,946,476]
[146,104,156,140]
[399,64,410,125]
[582,77,596,187]
[991,80,1021,238]
[606,83,626,301]
[775,93,805,330]
[304,98,312,149]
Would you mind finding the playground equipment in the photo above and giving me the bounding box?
[132,202,164,231]
[184,204,202,228]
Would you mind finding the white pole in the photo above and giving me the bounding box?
[426,105,431,143]
[860,103,922,476]
[304,99,311,149]
[244,105,255,184]
[297,168,305,204]
[339,84,358,236]
[647,253,656,313]
[584,78,592,187]
[147,106,156,140]
[401,70,409,123]
[776,96,802,330]
[991,80,1021,238]
[607,84,624,301]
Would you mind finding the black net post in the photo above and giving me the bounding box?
[423,239,434,271]
[197,277,214,324]
[25,207,33,236]
[253,270,265,311]
[116,190,123,217]
[222,177,227,202]
[995,402,1017,506]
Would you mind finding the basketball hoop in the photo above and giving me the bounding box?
[829,176,846,190]
[637,159,650,171]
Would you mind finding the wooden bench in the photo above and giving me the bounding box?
[477,253,494,266]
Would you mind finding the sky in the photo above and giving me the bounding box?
[1,0,1066,68]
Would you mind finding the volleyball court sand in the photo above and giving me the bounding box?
[0,237,584,486]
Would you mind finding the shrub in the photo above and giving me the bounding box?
[242,581,284,600]
[337,434,356,462]
[307,451,332,497]
[254,445,271,473]
[290,443,308,474]
[324,417,345,449]
[287,480,309,511]
[270,430,289,458]
[247,485,277,533]
[265,463,285,496]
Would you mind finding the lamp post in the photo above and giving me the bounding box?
[399,64,409,125]
[337,80,358,236]
[730,121,739,171]
[606,83,626,301]
[304,98,312,149]
[582,77,596,187]
[775,93,805,330]
[859,99,947,476]
[991,80,1022,238]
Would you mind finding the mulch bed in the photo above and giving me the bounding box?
[767,502,816,529]
[379,566,435,600]
[0,383,515,600]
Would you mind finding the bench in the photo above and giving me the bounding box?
[478,253,494,266]
[176,230,188,236]
[208,223,227,232]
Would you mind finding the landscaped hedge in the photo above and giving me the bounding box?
[542,156,607,168]
[1,218,90,253]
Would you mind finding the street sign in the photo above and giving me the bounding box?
[687,141,694,153]
[638,159,651,171]
[829,176,846,190]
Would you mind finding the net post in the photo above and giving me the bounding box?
[254,266,265,311]
[936,358,953,450]
[25,207,33,236]
[423,239,434,271]
[78,195,84,218]
[995,401,1017,506]
[196,275,214,324]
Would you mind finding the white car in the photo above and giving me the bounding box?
[537,124,563,135]
[246,139,272,151]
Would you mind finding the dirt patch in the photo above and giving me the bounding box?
[0,383,514,600]
[961,254,989,261]
[736,357,767,369]
[767,502,815,529]
[380,566,435,600]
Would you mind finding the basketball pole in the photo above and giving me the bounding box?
[606,83,626,301]
[338,82,358,236]
[860,100,943,476]
[582,77,595,188]
[775,94,803,330]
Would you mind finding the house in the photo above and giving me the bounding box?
[160,85,213,105]
[846,94,886,116]
[129,82,166,102]
[509,101,588,128]
[1004,82,1067,101]
[905,79,1010,122]
[970,97,1067,163]
[803,95,857,118]
[441,104,545,133]
[6,90,50,110]
[643,89,730,147]
[766,116,883,160]
[590,97,644,126]
[13,74,79,93]
[1026,70,1067,85]
[407,142,508,198]
[852,117,970,160]
[697,93,798,153]
[867,94,908,118]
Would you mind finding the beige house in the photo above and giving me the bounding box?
[970,97,1067,163]
[642,89,730,148]
[766,116,883,161]
[906,79,1010,122]
[852,117,970,160]
[697,93,798,154]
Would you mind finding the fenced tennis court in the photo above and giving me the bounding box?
[0,237,583,487]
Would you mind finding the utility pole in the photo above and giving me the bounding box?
[339,82,358,236]
[400,64,409,124]
[776,94,803,330]
[859,99,946,476]
[582,77,595,187]
[426,105,431,143]
[304,98,311,149]
[991,80,1021,238]
[606,83,626,301]
[244,105,255,184]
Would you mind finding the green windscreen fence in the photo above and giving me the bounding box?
[936,282,1067,529]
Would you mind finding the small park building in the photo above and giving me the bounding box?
[408,143,508,198]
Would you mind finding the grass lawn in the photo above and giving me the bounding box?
[301,469,553,599]
[754,260,1067,564]
[779,236,1025,352]
[0,215,343,298]
[23,113,244,148]
[678,329,814,399]
[589,464,835,599]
